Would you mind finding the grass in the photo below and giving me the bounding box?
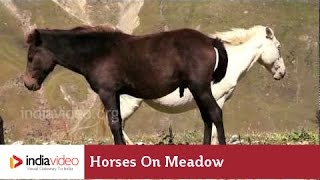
[128,129,319,145]
[266,129,319,144]
[0,4,26,84]
[4,128,319,145]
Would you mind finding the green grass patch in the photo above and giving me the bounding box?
[4,128,318,145]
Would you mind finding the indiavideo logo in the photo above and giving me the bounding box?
[10,155,23,169]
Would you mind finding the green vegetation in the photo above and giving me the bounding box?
[0,4,25,84]
[4,128,318,145]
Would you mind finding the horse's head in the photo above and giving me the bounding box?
[23,30,56,91]
[258,26,286,80]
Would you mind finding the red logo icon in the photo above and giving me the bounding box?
[10,155,23,169]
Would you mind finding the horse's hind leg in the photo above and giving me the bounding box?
[99,90,125,145]
[119,95,143,144]
[211,96,227,145]
[189,85,226,145]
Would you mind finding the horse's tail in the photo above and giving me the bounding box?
[211,38,228,83]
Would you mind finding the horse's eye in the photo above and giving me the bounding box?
[277,45,281,50]
[266,36,272,40]
[28,57,33,62]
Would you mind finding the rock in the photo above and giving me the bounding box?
[231,140,241,145]
[229,134,239,143]
[49,141,57,145]
[87,138,94,144]
[299,34,309,41]
[12,141,24,145]
[136,142,144,145]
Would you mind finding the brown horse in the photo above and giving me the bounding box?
[23,25,228,145]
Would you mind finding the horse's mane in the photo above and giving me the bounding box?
[26,29,39,45]
[211,25,267,45]
[26,25,121,45]
[70,25,121,33]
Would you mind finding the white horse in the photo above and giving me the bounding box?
[118,25,286,144]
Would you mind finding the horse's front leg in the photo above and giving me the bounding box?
[189,85,226,145]
[99,90,125,145]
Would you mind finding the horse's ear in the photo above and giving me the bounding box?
[266,27,273,39]
[26,29,42,46]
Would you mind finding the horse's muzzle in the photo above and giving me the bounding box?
[23,75,41,91]
[24,83,41,91]
[273,70,286,80]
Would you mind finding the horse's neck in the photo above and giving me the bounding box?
[225,38,262,82]
[42,31,124,76]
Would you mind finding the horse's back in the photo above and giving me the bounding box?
[123,28,216,75]
[90,28,217,99]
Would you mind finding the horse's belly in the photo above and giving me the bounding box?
[124,75,182,99]
[145,88,197,113]
[124,85,179,99]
